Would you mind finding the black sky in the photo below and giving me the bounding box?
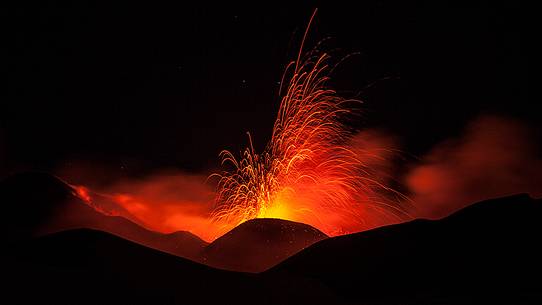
[1,1,537,178]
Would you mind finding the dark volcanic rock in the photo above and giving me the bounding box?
[268,194,542,304]
[201,218,328,272]
[3,229,337,305]
[0,172,73,241]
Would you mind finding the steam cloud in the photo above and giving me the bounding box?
[406,115,542,219]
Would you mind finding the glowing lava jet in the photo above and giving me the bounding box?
[211,25,409,236]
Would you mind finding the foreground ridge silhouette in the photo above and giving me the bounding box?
[2,172,541,304]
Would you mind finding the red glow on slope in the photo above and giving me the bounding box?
[71,173,224,241]
[73,185,92,203]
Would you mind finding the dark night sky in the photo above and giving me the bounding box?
[1,1,537,178]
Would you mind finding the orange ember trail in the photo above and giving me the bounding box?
[210,52,409,237]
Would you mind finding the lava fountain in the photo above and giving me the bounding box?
[210,12,409,236]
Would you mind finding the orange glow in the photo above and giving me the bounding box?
[73,185,92,203]
[95,174,222,241]
[210,48,410,236]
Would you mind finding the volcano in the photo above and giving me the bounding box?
[2,172,542,304]
[0,172,328,270]
[201,218,327,272]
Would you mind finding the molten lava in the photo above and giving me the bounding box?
[73,185,91,203]
[210,29,409,236]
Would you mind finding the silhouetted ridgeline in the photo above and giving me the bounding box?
[2,172,541,304]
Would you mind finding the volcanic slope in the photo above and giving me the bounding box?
[200,218,328,272]
[0,172,207,259]
[267,193,542,304]
[3,228,337,305]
